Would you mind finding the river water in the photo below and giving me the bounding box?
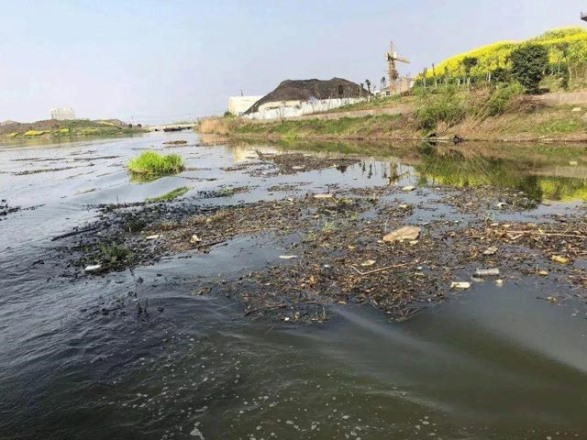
[0,132,586,439]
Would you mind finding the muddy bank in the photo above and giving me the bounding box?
[200,100,587,144]
[1,199,21,219]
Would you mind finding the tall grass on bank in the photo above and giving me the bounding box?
[414,83,525,131]
[128,151,184,177]
[415,86,467,131]
[197,117,242,135]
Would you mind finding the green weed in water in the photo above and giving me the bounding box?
[128,151,184,177]
[147,186,189,202]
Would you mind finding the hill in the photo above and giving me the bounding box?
[423,27,587,84]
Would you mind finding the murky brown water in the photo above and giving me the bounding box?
[0,132,586,439]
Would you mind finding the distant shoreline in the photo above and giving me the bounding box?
[0,119,147,143]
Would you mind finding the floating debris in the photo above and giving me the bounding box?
[451,281,472,290]
[84,264,102,273]
[313,193,334,199]
[483,246,498,256]
[475,268,500,277]
[383,226,421,243]
[551,255,569,265]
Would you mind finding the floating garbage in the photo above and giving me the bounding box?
[483,246,498,256]
[313,193,333,199]
[383,226,421,243]
[475,268,500,277]
[551,255,569,265]
[451,281,471,290]
[85,264,102,273]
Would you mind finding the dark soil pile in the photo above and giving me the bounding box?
[245,78,370,114]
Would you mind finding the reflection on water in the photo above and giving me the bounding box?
[414,147,587,202]
[0,133,586,439]
[236,139,587,202]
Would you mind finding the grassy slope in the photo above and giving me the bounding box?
[214,99,587,143]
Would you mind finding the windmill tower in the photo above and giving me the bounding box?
[386,42,410,94]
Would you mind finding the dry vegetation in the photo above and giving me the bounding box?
[197,117,243,136]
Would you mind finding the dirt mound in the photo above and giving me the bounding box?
[245,77,369,114]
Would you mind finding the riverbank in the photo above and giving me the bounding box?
[199,89,587,143]
[0,118,146,142]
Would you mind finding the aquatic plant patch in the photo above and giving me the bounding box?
[147,187,189,202]
[128,151,184,177]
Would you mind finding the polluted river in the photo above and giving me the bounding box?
[0,131,586,439]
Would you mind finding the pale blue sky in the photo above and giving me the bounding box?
[0,1,585,123]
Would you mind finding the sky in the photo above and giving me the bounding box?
[1,0,586,123]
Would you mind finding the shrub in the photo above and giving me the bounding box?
[483,82,524,116]
[415,87,466,131]
[128,151,184,177]
[491,67,511,83]
[510,44,549,93]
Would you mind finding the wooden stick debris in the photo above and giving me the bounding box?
[499,230,585,238]
[244,304,287,316]
[350,262,412,276]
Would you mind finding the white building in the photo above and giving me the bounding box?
[244,97,366,121]
[50,107,76,120]
[227,96,263,116]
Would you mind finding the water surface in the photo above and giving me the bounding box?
[0,133,586,439]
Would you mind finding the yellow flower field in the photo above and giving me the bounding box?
[422,27,587,78]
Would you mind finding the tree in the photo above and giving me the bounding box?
[380,76,387,92]
[510,44,548,94]
[491,67,510,83]
[365,79,371,93]
[461,57,478,78]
